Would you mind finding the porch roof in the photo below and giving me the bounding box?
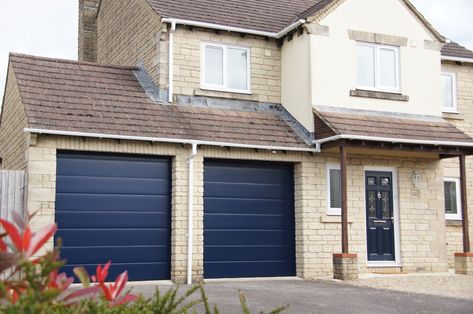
[313,106,473,154]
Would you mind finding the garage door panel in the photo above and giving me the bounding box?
[56,194,170,212]
[57,176,170,195]
[56,152,171,281]
[60,263,169,282]
[205,164,291,184]
[56,212,170,229]
[57,156,170,179]
[205,246,291,261]
[205,230,291,246]
[204,261,294,278]
[56,229,169,247]
[204,213,292,230]
[204,182,292,199]
[204,199,292,215]
[61,246,169,265]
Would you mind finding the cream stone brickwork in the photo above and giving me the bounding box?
[0,64,28,170]
[25,134,448,282]
[441,61,473,268]
[96,0,164,86]
[171,28,281,103]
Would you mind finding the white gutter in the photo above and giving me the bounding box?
[168,21,176,103]
[441,56,473,64]
[161,18,305,39]
[186,142,197,285]
[313,134,473,153]
[24,128,318,153]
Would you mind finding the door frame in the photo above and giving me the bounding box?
[364,166,402,267]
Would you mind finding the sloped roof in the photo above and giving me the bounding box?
[442,41,473,60]
[314,107,473,144]
[8,53,307,148]
[145,0,328,33]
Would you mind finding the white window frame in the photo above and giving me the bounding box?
[327,164,341,216]
[356,42,401,93]
[444,177,462,220]
[441,72,458,113]
[200,42,251,94]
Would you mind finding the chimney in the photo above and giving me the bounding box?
[78,0,100,62]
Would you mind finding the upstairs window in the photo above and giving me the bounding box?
[356,42,400,92]
[327,164,341,215]
[444,178,462,220]
[442,73,457,113]
[201,43,250,93]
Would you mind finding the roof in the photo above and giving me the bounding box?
[145,0,444,41]
[7,53,307,149]
[314,107,473,144]
[442,41,473,60]
[146,0,329,33]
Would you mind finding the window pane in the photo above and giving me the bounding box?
[444,181,458,214]
[442,74,454,109]
[379,48,397,89]
[357,45,375,88]
[227,48,248,90]
[330,169,341,208]
[204,46,223,86]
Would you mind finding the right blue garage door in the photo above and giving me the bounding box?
[204,160,295,278]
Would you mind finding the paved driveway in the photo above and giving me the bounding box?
[130,279,473,314]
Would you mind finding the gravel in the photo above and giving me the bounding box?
[331,272,473,300]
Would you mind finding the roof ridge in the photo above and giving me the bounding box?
[9,52,139,71]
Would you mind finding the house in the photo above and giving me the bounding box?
[0,0,472,283]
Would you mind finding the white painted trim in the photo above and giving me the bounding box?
[356,42,401,93]
[441,72,458,113]
[313,134,473,148]
[363,166,402,267]
[200,42,251,94]
[444,177,462,221]
[326,163,341,216]
[442,56,473,64]
[161,18,305,39]
[24,128,319,153]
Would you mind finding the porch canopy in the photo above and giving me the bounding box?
[313,106,473,256]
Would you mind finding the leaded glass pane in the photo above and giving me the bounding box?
[368,191,377,218]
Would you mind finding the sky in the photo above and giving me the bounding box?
[0,0,472,102]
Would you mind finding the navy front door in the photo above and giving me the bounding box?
[203,160,296,278]
[55,152,172,281]
[365,171,395,262]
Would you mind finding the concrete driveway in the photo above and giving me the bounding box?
[130,279,473,314]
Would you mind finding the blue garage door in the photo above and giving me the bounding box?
[204,160,295,278]
[55,152,171,281]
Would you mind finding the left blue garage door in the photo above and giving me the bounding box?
[55,152,171,281]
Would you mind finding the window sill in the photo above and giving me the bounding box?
[446,219,463,227]
[443,112,463,121]
[195,88,258,101]
[320,215,353,224]
[350,89,409,102]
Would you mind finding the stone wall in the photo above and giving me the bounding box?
[441,61,473,267]
[78,0,100,62]
[0,64,28,170]
[26,135,448,281]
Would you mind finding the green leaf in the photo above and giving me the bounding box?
[73,266,90,287]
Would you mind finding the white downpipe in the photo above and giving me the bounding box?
[168,21,176,103]
[161,18,305,39]
[187,142,197,285]
[24,128,319,153]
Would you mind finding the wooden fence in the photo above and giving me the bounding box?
[0,170,26,222]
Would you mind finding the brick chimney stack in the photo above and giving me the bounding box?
[78,0,100,62]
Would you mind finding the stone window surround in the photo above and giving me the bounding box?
[350,89,409,101]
